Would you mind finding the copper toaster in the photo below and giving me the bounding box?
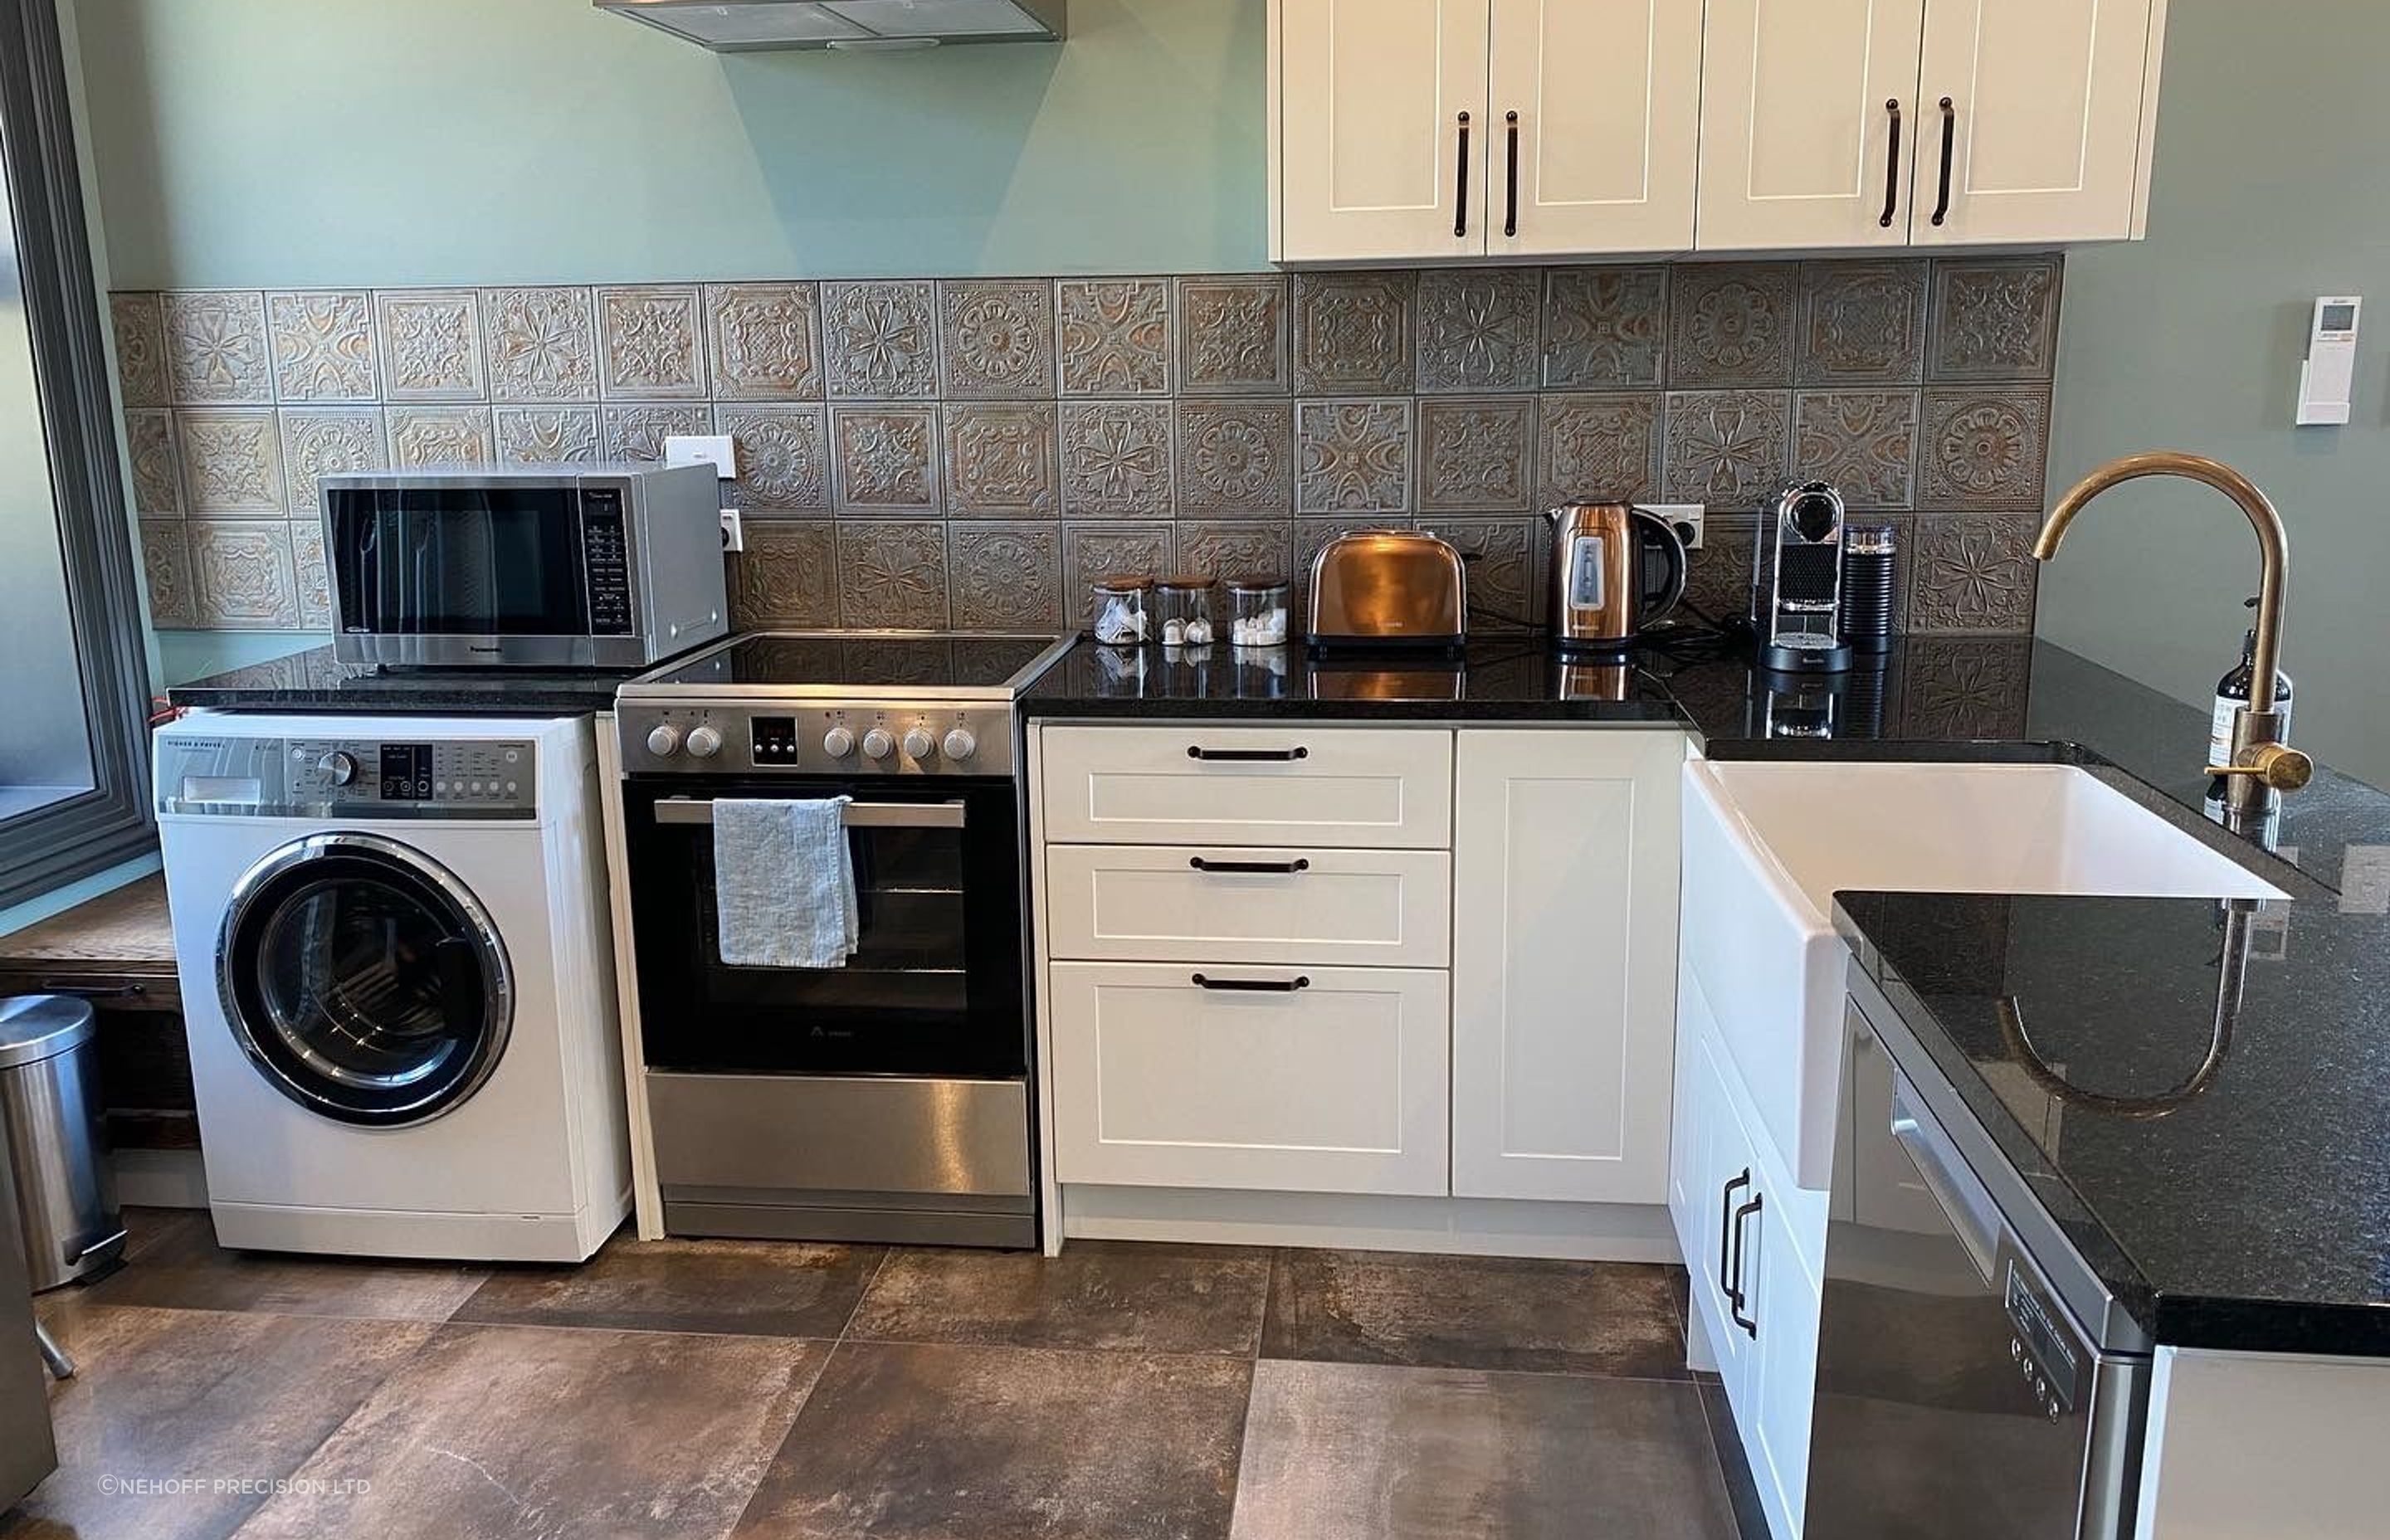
[1305,530,1468,653]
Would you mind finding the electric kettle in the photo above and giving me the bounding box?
[1546,502,1688,653]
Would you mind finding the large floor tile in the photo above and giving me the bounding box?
[2,1300,433,1540]
[1261,1249,1690,1377]
[844,1241,1271,1355]
[452,1234,885,1338]
[85,1211,488,1323]
[1231,1359,1739,1540]
[231,1323,829,1540]
[730,1341,1251,1539]
[1696,1376,1773,1540]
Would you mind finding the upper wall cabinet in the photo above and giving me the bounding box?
[1271,0,1705,263]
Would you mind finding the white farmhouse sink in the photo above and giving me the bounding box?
[1680,759,2283,1190]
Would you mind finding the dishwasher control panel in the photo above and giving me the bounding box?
[2002,1243,2084,1421]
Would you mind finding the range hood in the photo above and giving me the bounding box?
[598,0,1066,51]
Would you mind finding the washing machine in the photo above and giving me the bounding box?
[155,712,631,1262]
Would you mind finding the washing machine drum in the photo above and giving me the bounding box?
[217,832,515,1128]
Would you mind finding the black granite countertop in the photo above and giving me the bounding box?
[167,645,634,715]
[1031,631,2390,1355]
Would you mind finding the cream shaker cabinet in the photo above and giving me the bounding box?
[1271,0,1705,262]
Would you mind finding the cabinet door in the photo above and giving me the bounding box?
[1451,729,1683,1203]
[1275,0,1493,262]
[1910,0,2158,244]
[1737,1181,1822,1540]
[1487,0,1704,256]
[1696,0,1928,251]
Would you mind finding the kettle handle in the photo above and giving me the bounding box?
[1629,509,1690,624]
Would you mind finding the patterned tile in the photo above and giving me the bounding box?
[1799,261,1928,386]
[1685,533,1756,627]
[163,290,273,404]
[1177,274,1291,395]
[373,289,485,401]
[188,519,299,626]
[1295,397,1412,516]
[1434,516,1544,630]
[1417,395,1534,514]
[1175,398,1294,515]
[386,405,495,467]
[938,279,1055,399]
[1057,279,1171,397]
[138,519,192,626]
[174,408,285,514]
[110,292,169,408]
[1793,390,1918,507]
[482,285,598,402]
[1670,264,1797,387]
[290,519,332,628]
[1539,392,1661,505]
[1416,267,1541,393]
[1061,400,1173,518]
[1663,390,1792,506]
[711,402,826,510]
[733,520,840,628]
[943,402,1058,518]
[603,402,715,463]
[266,290,378,402]
[1063,521,1173,606]
[949,523,1065,628]
[836,520,949,627]
[600,285,707,399]
[1929,255,2064,381]
[1541,266,1666,389]
[277,407,386,516]
[1897,637,2036,736]
[705,281,823,400]
[1904,514,2041,635]
[1178,519,1293,582]
[831,403,939,514]
[822,280,939,400]
[1919,387,2051,511]
[1293,270,1415,395]
[124,408,182,516]
[495,405,602,465]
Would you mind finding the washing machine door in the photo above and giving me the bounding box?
[216,831,514,1128]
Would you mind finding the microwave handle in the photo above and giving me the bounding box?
[652,798,965,830]
[1887,1069,2004,1285]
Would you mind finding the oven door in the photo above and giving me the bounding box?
[624,775,1027,1079]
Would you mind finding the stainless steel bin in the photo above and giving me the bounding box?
[0,996,124,1291]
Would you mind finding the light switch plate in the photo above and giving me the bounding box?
[719,507,745,553]
[1644,504,1705,550]
[667,433,739,478]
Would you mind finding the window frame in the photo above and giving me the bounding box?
[0,0,159,909]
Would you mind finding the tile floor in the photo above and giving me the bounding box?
[7,1210,1766,1539]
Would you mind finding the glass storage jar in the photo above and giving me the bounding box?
[1152,576,1217,648]
[1089,576,1151,646]
[1226,576,1292,648]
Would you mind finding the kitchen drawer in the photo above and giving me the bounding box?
[1047,961,1450,1196]
[1037,725,1453,849]
[1044,845,1451,967]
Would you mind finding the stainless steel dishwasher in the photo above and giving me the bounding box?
[1806,991,2151,1538]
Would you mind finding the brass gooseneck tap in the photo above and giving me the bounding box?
[2032,452,2312,817]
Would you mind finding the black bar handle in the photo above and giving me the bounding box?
[1189,856,1312,875]
[1879,98,1904,229]
[1504,110,1519,237]
[1187,745,1309,762]
[1455,111,1472,238]
[1719,1170,1751,1304]
[1931,97,1956,227]
[1192,972,1311,993]
[1730,1192,1764,1338]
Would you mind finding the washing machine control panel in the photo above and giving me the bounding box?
[157,734,539,818]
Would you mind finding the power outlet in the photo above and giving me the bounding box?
[719,507,745,553]
[1644,503,1705,550]
[667,433,739,479]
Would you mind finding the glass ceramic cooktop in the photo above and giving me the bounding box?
[636,632,1069,695]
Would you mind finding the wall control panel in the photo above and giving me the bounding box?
[2297,295,2361,426]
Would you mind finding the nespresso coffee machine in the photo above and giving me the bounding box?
[1750,480,1856,673]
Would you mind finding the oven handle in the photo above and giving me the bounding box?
[651,798,966,830]
[1888,1067,2003,1285]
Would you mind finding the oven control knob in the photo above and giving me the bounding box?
[316,751,358,787]
[685,724,724,758]
[903,727,937,761]
[822,726,856,758]
[942,727,978,762]
[861,728,895,761]
[645,724,682,758]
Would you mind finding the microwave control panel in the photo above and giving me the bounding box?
[580,488,635,636]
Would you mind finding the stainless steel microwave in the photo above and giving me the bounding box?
[319,464,728,669]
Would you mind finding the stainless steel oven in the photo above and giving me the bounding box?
[321,463,726,668]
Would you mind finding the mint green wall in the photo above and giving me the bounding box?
[2041,0,2390,789]
[73,0,1268,288]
